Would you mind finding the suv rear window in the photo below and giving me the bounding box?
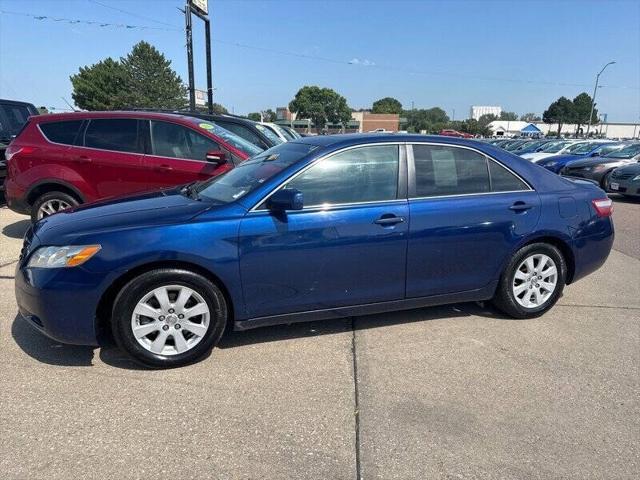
[0,103,33,136]
[84,119,141,153]
[40,121,83,145]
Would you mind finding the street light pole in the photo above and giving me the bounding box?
[586,61,615,137]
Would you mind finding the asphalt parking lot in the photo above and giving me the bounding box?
[0,196,638,480]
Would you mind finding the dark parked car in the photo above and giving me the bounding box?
[4,111,262,221]
[560,143,640,187]
[178,111,284,149]
[0,99,39,188]
[16,134,613,367]
[605,162,640,197]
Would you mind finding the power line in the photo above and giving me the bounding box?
[86,0,179,28]
[0,9,181,31]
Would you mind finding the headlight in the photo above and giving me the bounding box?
[632,175,640,182]
[27,245,101,268]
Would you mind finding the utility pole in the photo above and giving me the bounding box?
[586,61,615,137]
[184,2,195,111]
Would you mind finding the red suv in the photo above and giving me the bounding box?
[4,111,263,221]
[439,129,474,139]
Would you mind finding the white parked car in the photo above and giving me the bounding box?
[522,140,606,162]
[259,122,291,143]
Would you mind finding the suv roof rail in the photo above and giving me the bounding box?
[123,107,250,121]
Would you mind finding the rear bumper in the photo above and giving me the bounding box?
[3,177,30,214]
[571,218,614,283]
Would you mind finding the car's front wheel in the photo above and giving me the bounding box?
[492,243,566,319]
[111,269,228,368]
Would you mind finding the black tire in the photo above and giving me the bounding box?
[30,191,79,223]
[492,243,566,319]
[111,269,228,368]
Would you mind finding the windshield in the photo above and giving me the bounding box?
[196,142,318,203]
[277,125,297,141]
[566,142,599,154]
[517,140,545,151]
[186,118,264,157]
[541,141,571,153]
[605,143,640,159]
[596,144,626,156]
[255,123,284,144]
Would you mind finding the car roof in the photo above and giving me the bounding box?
[29,110,213,123]
[291,133,488,149]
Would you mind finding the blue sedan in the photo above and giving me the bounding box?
[16,134,614,367]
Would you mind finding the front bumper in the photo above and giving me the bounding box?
[15,263,109,346]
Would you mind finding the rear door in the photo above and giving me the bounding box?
[73,118,147,199]
[406,143,540,297]
[142,120,230,190]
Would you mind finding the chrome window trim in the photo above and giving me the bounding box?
[249,142,404,213]
[408,141,534,196]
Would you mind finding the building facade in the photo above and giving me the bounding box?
[470,105,502,121]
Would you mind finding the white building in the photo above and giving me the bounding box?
[470,105,502,121]
[488,120,640,139]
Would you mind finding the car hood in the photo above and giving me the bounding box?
[33,188,212,241]
[564,156,634,169]
[613,163,640,174]
[538,153,585,165]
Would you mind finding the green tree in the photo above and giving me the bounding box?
[478,113,498,134]
[520,112,541,122]
[372,97,403,114]
[263,109,277,122]
[70,57,128,110]
[119,41,187,109]
[543,96,574,136]
[499,111,518,121]
[403,107,449,133]
[247,112,261,121]
[572,92,598,136]
[289,86,351,133]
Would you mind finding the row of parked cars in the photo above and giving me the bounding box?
[486,137,640,197]
[1,103,305,222]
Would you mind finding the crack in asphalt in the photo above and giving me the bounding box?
[556,303,640,311]
[350,317,362,480]
[0,259,18,269]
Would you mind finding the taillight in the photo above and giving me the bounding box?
[5,146,35,162]
[592,198,613,217]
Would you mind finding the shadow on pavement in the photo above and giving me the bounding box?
[12,302,511,369]
[610,193,640,204]
[3,219,30,239]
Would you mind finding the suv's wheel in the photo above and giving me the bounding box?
[492,243,566,319]
[31,191,79,222]
[111,269,228,368]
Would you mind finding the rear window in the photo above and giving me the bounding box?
[84,118,141,153]
[0,103,33,136]
[40,121,83,145]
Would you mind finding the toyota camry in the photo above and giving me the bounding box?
[15,134,614,368]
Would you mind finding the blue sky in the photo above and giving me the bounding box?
[1,0,639,121]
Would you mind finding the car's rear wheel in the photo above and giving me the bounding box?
[492,243,566,319]
[31,191,79,222]
[111,269,228,368]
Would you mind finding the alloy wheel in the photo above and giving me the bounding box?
[130,285,211,356]
[512,254,558,309]
[37,199,71,219]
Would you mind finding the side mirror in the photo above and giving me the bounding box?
[591,152,600,157]
[206,150,227,164]
[267,189,303,211]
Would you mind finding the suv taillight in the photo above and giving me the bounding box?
[5,145,35,162]
[592,198,613,217]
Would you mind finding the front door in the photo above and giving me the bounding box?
[238,144,408,319]
[406,143,541,297]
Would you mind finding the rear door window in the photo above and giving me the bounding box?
[40,121,84,145]
[412,145,490,197]
[84,119,141,153]
[150,120,220,161]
